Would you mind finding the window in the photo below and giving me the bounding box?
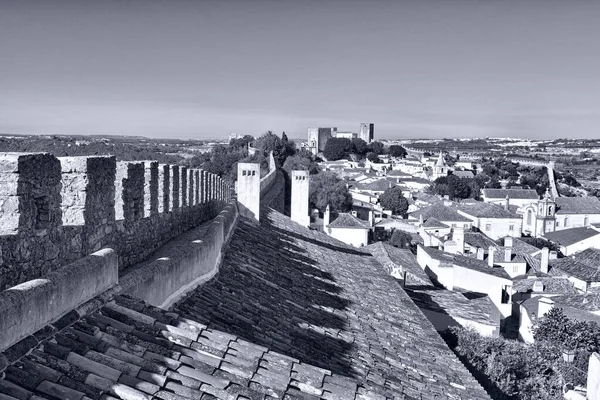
[513,265,519,273]
[556,220,560,227]
[527,210,533,225]
[564,217,569,227]
[584,216,589,226]
[485,223,491,231]
[509,225,514,231]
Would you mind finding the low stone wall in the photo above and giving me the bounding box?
[120,198,239,308]
[0,248,118,352]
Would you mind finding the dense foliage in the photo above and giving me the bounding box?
[388,145,407,158]
[309,172,352,215]
[282,152,321,175]
[379,186,409,216]
[444,308,599,400]
[427,175,481,200]
[322,138,386,161]
[388,230,413,249]
[253,131,296,167]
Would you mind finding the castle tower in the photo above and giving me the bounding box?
[359,123,375,143]
[236,163,261,221]
[291,170,310,227]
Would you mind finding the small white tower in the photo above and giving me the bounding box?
[291,170,310,227]
[237,163,261,221]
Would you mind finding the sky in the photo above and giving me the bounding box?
[1,0,599,140]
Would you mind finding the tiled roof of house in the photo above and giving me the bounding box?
[452,171,475,179]
[409,204,472,223]
[420,246,512,280]
[481,189,539,200]
[491,248,526,264]
[456,202,520,219]
[365,242,433,287]
[512,276,578,295]
[354,179,392,192]
[387,170,411,177]
[0,204,492,399]
[510,238,542,257]
[422,218,450,228]
[555,197,600,215]
[573,248,600,268]
[542,227,600,246]
[549,257,600,282]
[406,287,499,327]
[328,213,371,229]
[464,232,499,252]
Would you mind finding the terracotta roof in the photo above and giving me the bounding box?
[464,232,499,251]
[354,179,391,192]
[365,242,433,287]
[549,257,600,282]
[420,246,512,280]
[573,248,600,268]
[481,189,539,200]
[555,197,600,215]
[406,287,499,327]
[328,213,370,229]
[0,206,492,399]
[456,202,520,219]
[510,238,541,256]
[409,204,472,223]
[512,276,578,295]
[543,227,600,246]
[422,218,450,228]
[452,171,474,179]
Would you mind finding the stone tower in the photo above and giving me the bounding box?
[291,170,310,227]
[522,189,556,237]
[236,163,261,221]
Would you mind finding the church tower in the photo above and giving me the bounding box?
[522,189,556,237]
[432,151,448,180]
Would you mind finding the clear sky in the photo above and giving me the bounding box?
[1,0,599,140]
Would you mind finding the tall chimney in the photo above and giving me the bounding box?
[368,210,374,227]
[504,195,510,211]
[504,247,512,262]
[540,247,549,274]
[488,246,495,267]
[476,247,485,260]
[505,236,513,248]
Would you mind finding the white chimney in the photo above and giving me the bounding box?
[540,247,549,274]
[504,195,510,211]
[453,227,465,254]
[549,250,558,260]
[488,246,495,267]
[351,210,358,217]
[324,205,331,229]
[476,247,485,260]
[504,247,512,262]
[505,236,513,248]
[368,210,374,227]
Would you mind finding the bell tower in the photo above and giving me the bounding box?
[535,189,556,237]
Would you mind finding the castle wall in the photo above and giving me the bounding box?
[0,153,230,290]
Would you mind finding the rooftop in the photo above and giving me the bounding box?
[481,189,539,200]
[573,248,600,268]
[406,287,498,327]
[555,197,600,215]
[0,200,491,399]
[542,227,600,246]
[456,202,520,219]
[409,204,472,223]
[452,171,474,179]
[512,276,578,295]
[422,218,450,229]
[420,245,512,280]
[328,213,371,229]
[549,257,600,282]
[365,242,433,287]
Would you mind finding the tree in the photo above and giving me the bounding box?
[388,145,407,158]
[388,230,413,249]
[323,138,353,161]
[254,131,296,167]
[485,176,502,189]
[367,141,384,155]
[447,175,471,200]
[351,138,368,156]
[366,152,380,163]
[309,172,352,214]
[379,186,409,216]
[282,154,320,175]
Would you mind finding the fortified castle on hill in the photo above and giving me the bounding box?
[0,149,496,399]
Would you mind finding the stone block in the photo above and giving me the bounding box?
[115,162,145,222]
[158,164,170,213]
[143,161,159,217]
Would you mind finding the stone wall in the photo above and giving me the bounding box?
[0,153,232,290]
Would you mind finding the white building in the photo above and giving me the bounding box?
[456,202,522,240]
[324,207,371,247]
[481,188,539,208]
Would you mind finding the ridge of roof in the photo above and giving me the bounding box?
[328,213,371,229]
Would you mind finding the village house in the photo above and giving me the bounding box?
[456,202,522,240]
[416,245,513,318]
[409,203,473,230]
[481,188,539,208]
[323,206,371,247]
[542,226,600,256]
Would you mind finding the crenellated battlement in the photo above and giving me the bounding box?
[0,152,233,290]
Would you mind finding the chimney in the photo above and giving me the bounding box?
[476,247,485,260]
[540,247,549,274]
[324,205,331,229]
[549,250,558,260]
[351,210,358,217]
[504,247,512,262]
[368,210,374,227]
[488,246,495,267]
[505,236,513,248]
[504,195,510,211]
